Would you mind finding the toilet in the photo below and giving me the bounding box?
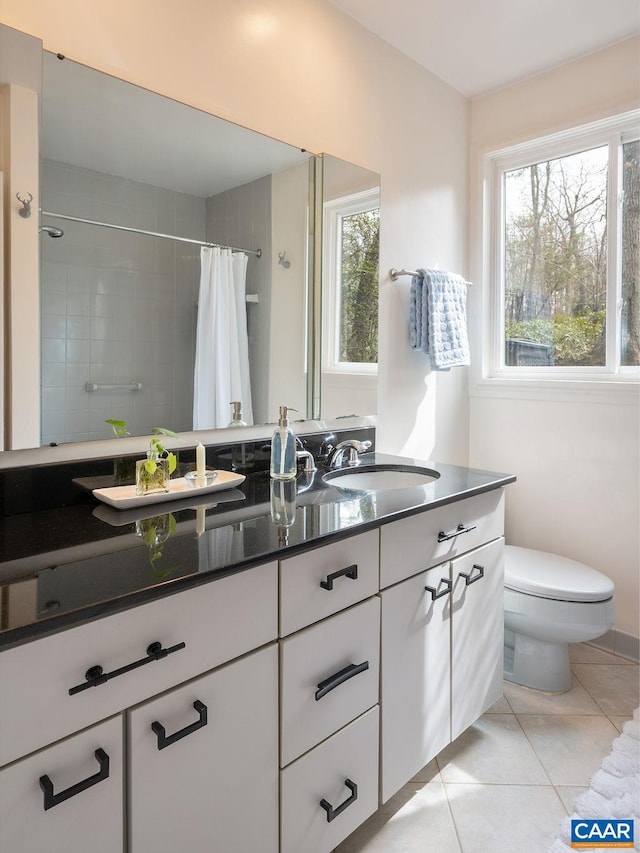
[504,545,615,693]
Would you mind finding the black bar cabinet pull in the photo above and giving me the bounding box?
[320,563,358,591]
[320,778,358,822]
[315,661,369,701]
[68,641,186,695]
[437,523,477,543]
[425,577,452,601]
[152,700,208,750]
[40,748,109,811]
[459,564,485,586]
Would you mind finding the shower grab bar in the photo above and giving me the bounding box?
[40,210,262,257]
[85,381,143,392]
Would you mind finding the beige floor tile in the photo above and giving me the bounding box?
[485,693,512,713]
[569,643,634,665]
[409,759,439,784]
[517,714,619,786]
[504,676,602,715]
[444,783,566,853]
[436,714,549,785]
[335,779,461,853]
[554,785,588,814]
[571,663,640,716]
[608,715,631,733]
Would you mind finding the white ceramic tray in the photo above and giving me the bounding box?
[92,488,246,526]
[92,470,246,511]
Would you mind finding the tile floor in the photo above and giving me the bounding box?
[335,643,639,853]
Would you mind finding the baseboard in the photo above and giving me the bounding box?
[587,629,640,663]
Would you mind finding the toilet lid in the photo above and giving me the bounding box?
[504,546,615,602]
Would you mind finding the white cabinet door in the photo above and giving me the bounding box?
[380,562,451,803]
[0,716,123,853]
[128,643,279,853]
[451,538,504,741]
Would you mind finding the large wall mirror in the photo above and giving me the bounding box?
[0,24,379,451]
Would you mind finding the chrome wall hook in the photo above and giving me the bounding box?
[16,192,33,218]
[278,250,291,269]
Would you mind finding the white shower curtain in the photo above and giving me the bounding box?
[193,247,253,429]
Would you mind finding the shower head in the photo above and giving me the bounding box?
[40,225,64,238]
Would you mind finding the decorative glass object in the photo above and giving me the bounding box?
[114,456,137,485]
[136,453,171,496]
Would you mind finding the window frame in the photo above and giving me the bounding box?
[482,110,640,389]
[322,187,380,376]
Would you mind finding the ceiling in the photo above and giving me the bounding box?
[328,0,640,97]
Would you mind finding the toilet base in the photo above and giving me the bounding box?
[503,629,571,693]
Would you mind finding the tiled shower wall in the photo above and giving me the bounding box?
[40,159,205,444]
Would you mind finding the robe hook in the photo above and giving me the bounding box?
[17,192,33,218]
[278,251,291,269]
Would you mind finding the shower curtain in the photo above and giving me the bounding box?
[193,247,253,429]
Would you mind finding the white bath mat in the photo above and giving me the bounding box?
[549,707,640,851]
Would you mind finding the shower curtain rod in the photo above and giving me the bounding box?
[41,210,262,257]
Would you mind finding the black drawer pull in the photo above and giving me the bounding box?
[152,700,208,750]
[40,748,109,810]
[425,577,452,600]
[69,641,186,695]
[320,563,358,591]
[320,778,358,823]
[459,564,485,586]
[315,661,369,701]
[437,523,477,543]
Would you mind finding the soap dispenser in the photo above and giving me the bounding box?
[270,406,297,480]
[228,401,247,428]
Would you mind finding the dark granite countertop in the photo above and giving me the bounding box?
[0,451,515,650]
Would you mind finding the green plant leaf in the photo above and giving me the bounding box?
[106,418,130,438]
[144,460,157,475]
[167,452,177,475]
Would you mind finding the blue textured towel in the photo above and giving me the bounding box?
[409,268,470,370]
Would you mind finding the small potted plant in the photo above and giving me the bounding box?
[136,427,178,496]
[106,418,136,485]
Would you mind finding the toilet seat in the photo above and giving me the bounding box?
[504,545,614,603]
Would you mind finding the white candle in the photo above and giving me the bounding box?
[196,506,206,537]
[196,442,206,478]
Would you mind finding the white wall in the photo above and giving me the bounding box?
[0,0,470,466]
[468,38,640,642]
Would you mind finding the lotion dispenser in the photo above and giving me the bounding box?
[270,406,297,480]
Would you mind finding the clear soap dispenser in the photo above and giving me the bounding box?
[270,406,297,480]
[228,401,247,427]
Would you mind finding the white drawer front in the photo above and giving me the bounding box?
[280,597,380,767]
[0,562,278,766]
[281,706,379,853]
[380,489,504,588]
[128,644,279,853]
[279,530,379,637]
[0,716,123,853]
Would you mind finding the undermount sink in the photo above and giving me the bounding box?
[323,464,440,492]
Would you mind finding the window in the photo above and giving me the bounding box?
[323,188,380,373]
[486,112,639,380]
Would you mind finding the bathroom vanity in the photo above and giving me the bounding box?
[0,441,514,852]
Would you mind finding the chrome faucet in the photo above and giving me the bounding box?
[295,449,317,473]
[327,439,372,469]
